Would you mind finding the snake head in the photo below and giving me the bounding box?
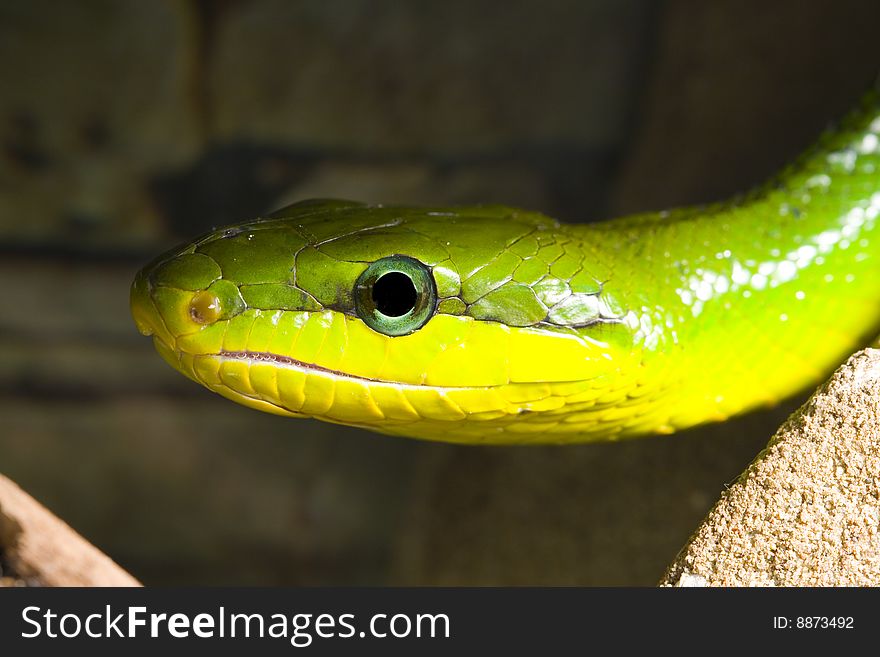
[131,199,643,443]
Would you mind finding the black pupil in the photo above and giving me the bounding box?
[372,272,418,317]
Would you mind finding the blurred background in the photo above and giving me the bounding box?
[1,0,879,585]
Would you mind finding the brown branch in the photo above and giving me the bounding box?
[0,474,140,587]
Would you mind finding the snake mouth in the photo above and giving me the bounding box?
[212,350,492,392]
[217,350,389,385]
[191,346,513,429]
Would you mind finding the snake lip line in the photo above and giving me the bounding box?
[217,350,376,382]
[212,350,493,391]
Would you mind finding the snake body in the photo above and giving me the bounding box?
[131,93,880,444]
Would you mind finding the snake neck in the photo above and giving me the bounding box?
[571,91,880,424]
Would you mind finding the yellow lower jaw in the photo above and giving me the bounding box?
[152,308,678,443]
[167,350,674,444]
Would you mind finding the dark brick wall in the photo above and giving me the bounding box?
[1,0,877,584]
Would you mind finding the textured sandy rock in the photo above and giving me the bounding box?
[662,349,880,587]
[0,474,139,586]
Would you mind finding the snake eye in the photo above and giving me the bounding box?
[354,255,437,336]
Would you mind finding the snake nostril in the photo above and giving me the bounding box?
[189,291,222,324]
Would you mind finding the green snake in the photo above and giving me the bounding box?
[131,92,880,444]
